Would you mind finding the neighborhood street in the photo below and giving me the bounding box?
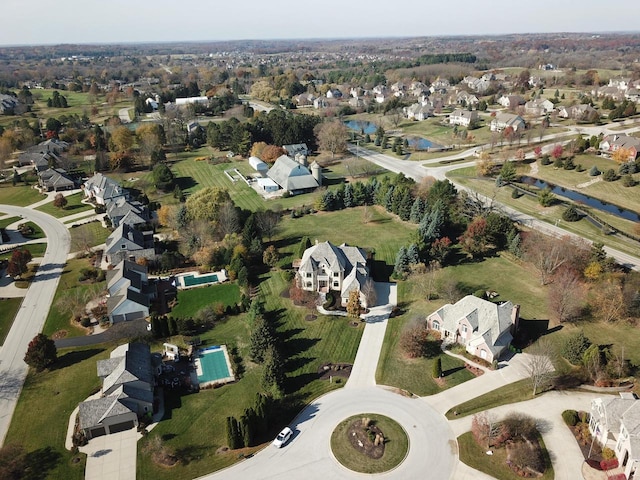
[0,205,70,444]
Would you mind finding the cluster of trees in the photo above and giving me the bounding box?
[561,331,631,386]
[248,299,286,397]
[226,394,275,449]
[471,412,546,475]
[206,109,321,155]
[46,91,68,108]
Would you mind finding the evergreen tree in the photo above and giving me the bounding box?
[394,246,410,278]
[409,197,425,223]
[407,244,420,265]
[343,183,355,208]
[241,411,254,447]
[418,201,444,245]
[297,236,312,259]
[226,417,235,448]
[242,214,260,247]
[262,345,285,397]
[398,190,413,221]
[433,357,442,378]
[249,316,276,363]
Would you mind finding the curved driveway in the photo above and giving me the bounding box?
[0,205,70,444]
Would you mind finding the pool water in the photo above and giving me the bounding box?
[196,346,232,384]
[183,273,219,287]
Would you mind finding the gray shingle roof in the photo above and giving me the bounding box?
[267,155,319,192]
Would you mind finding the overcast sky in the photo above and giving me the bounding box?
[2,0,640,46]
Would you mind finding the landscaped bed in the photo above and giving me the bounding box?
[330,414,408,474]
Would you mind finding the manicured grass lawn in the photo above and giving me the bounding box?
[458,431,554,480]
[69,221,110,250]
[170,283,241,318]
[0,297,22,345]
[0,242,47,261]
[277,206,415,278]
[21,221,45,239]
[331,414,408,474]
[445,379,533,419]
[36,192,93,218]
[0,215,21,229]
[5,346,110,480]
[0,185,46,206]
[42,257,105,338]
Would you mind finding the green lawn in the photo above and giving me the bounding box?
[277,206,415,276]
[0,185,46,206]
[42,257,105,338]
[69,221,110,251]
[458,431,554,480]
[0,297,22,345]
[170,283,241,318]
[0,216,21,229]
[0,242,47,261]
[21,221,46,239]
[5,346,110,480]
[445,379,533,419]
[36,192,93,218]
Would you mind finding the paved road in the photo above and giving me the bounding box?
[0,205,70,445]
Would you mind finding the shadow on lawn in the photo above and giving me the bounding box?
[24,446,62,480]
[53,348,105,371]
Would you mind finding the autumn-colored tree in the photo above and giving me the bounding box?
[612,147,633,164]
[514,148,526,162]
[534,146,542,158]
[261,145,286,162]
[346,289,361,318]
[0,444,28,480]
[458,217,490,258]
[24,333,57,371]
[7,249,32,279]
[315,120,348,159]
[476,152,493,176]
[53,193,67,209]
[157,205,176,229]
[250,141,268,159]
[136,123,164,164]
[551,144,563,160]
[185,186,232,223]
[590,278,626,323]
[430,237,452,265]
[263,245,279,268]
[109,126,134,153]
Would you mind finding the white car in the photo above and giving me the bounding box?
[272,426,293,448]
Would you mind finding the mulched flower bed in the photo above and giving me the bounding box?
[465,364,485,376]
[318,363,352,380]
[347,419,385,459]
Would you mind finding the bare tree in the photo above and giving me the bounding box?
[314,120,348,159]
[256,210,280,242]
[522,231,573,285]
[471,412,502,449]
[361,279,377,307]
[217,201,240,238]
[548,267,585,323]
[525,338,555,396]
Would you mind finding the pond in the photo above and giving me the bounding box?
[406,137,442,151]
[344,120,377,135]
[519,176,640,222]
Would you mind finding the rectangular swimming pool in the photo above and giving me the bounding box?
[183,273,219,287]
[195,345,235,388]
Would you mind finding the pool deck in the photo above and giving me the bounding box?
[176,269,228,290]
[194,344,235,389]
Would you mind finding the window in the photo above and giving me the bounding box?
[333,282,339,288]
[306,272,311,278]
[334,272,339,277]
[432,321,439,330]
[305,282,312,288]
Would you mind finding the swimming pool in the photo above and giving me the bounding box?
[194,345,235,388]
[183,273,219,287]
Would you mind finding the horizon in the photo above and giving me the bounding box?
[2,0,640,47]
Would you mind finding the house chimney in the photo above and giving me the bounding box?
[511,304,521,334]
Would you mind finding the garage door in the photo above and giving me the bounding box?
[90,426,106,438]
[109,420,135,434]
[124,311,144,321]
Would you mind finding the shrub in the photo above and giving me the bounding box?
[562,409,579,427]
[622,174,636,187]
[602,447,616,460]
[553,157,564,168]
[400,323,441,359]
[603,169,617,181]
[562,331,591,365]
[576,164,585,172]
[511,188,522,199]
[432,357,442,378]
[473,289,486,299]
[562,205,581,222]
[563,157,576,170]
[589,165,601,176]
[540,155,551,165]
